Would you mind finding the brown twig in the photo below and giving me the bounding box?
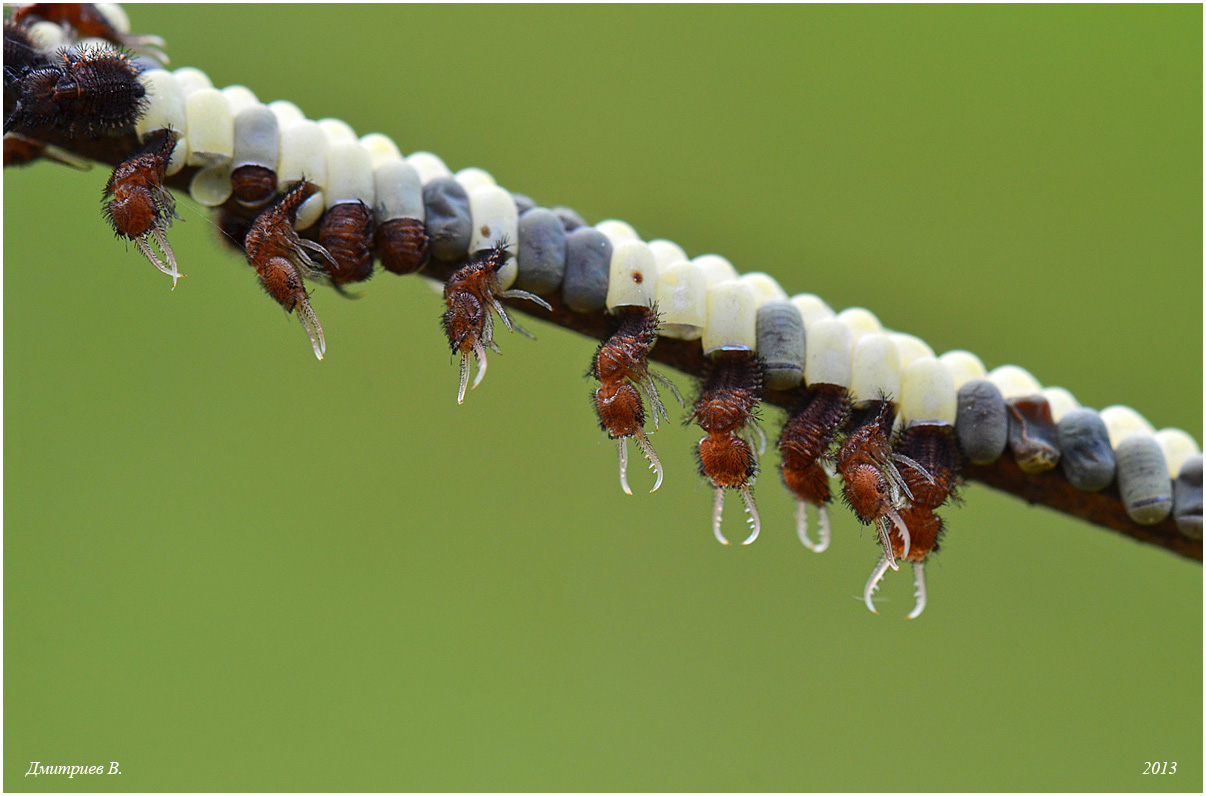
[21,129,1203,564]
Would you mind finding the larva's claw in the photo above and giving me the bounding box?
[633,432,663,493]
[471,340,488,390]
[457,353,470,405]
[907,560,927,619]
[889,508,911,560]
[618,437,632,495]
[296,297,325,361]
[712,488,729,545]
[864,555,892,615]
[876,517,900,571]
[739,485,760,545]
[796,501,830,553]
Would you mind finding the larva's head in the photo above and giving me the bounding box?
[231,165,278,208]
[698,433,756,489]
[441,292,486,355]
[595,382,645,440]
[841,462,894,525]
[104,180,156,239]
[258,256,305,313]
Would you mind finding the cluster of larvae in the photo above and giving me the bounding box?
[5,4,1201,618]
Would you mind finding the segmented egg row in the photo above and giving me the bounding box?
[119,57,1204,544]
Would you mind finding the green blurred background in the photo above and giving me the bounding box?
[5,4,1201,792]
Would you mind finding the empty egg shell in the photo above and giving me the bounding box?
[374,159,423,221]
[359,133,402,169]
[595,219,639,244]
[172,66,213,98]
[220,85,259,118]
[134,69,189,174]
[890,332,935,370]
[183,87,233,167]
[703,279,758,354]
[647,239,688,269]
[692,254,738,287]
[1040,387,1081,423]
[277,120,329,230]
[1006,396,1060,474]
[605,238,658,309]
[408,151,452,184]
[988,365,1042,400]
[267,99,305,128]
[899,356,957,425]
[467,184,520,288]
[740,272,788,306]
[326,139,375,206]
[655,260,709,340]
[455,166,495,191]
[318,117,357,144]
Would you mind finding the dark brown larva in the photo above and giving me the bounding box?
[689,351,764,545]
[102,129,180,285]
[376,217,430,276]
[318,201,375,287]
[244,180,338,360]
[778,382,850,552]
[441,241,551,404]
[230,164,277,208]
[592,305,677,495]
[835,402,912,569]
[864,421,959,618]
[5,46,145,137]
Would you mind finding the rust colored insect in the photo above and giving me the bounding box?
[778,382,850,552]
[689,351,764,545]
[441,241,551,404]
[591,305,681,495]
[376,217,429,276]
[863,420,960,618]
[242,180,337,360]
[835,402,921,569]
[230,163,277,209]
[102,128,180,286]
[318,201,375,290]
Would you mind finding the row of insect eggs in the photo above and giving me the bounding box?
[122,59,1201,538]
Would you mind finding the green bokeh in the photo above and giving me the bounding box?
[5,4,1201,791]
